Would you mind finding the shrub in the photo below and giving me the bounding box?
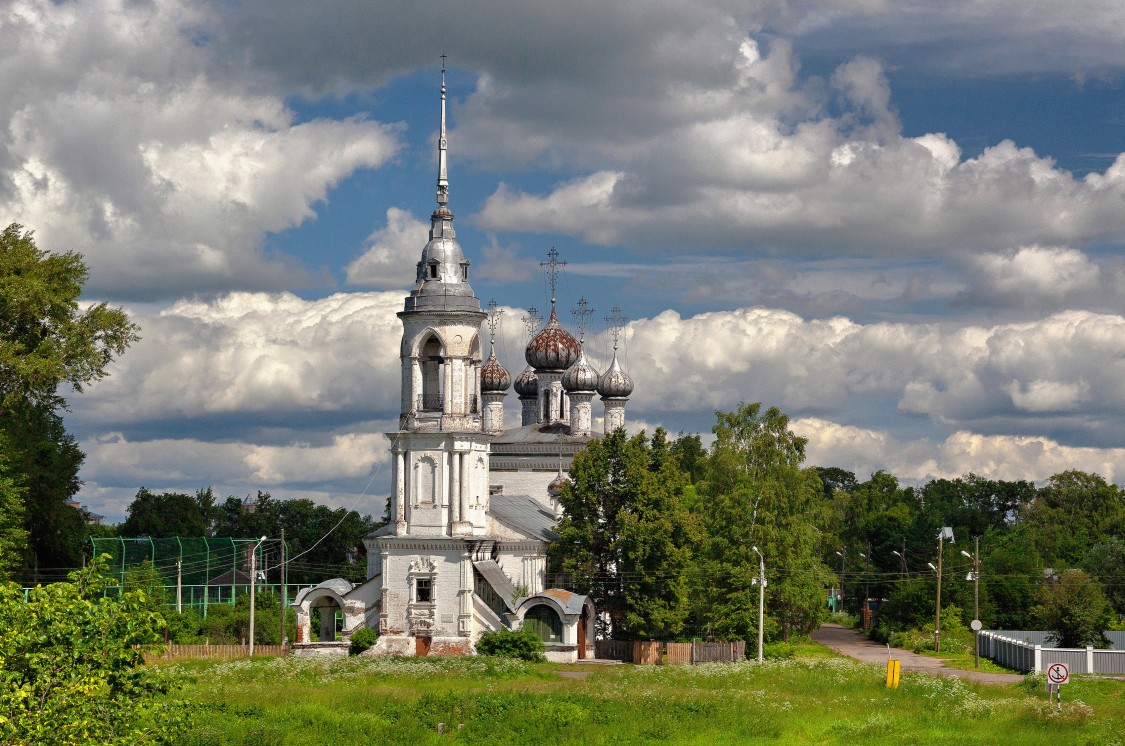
[763,641,796,660]
[349,627,379,656]
[476,628,546,662]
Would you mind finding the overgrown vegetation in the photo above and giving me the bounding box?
[349,627,379,656]
[0,558,188,744]
[475,628,546,661]
[158,652,1125,745]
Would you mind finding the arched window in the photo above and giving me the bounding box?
[522,604,563,643]
[420,335,444,411]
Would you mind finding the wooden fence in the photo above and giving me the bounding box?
[594,640,746,665]
[141,643,289,661]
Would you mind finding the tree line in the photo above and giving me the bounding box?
[550,402,1125,647]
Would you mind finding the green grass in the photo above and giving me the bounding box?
[160,653,1125,745]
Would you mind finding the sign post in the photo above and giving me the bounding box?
[1046,663,1069,711]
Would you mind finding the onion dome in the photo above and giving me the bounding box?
[525,306,580,372]
[597,350,633,398]
[548,473,569,497]
[480,352,511,392]
[561,346,599,393]
[514,365,538,398]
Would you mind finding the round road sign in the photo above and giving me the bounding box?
[1047,663,1069,685]
[969,619,982,631]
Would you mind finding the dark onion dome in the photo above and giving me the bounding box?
[514,365,538,397]
[548,473,569,497]
[561,346,599,393]
[597,350,633,398]
[525,306,580,372]
[480,352,511,392]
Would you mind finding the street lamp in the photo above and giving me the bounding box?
[891,549,906,578]
[751,546,766,664]
[249,535,267,657]
[961,537,981,668]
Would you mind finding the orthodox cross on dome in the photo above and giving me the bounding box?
[485,299,503,352]
[522,306,542,340]
[540,247,566,307]
[571,296,594,344]
[436,54,449,208]
[605,306,628,350]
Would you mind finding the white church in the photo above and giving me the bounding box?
[292,66,634,662]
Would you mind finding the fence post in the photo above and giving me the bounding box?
[1033,644,1042,674]
[1086,646,1095,674]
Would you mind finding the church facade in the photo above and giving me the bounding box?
[292,66,632,662]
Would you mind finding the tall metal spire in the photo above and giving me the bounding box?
[571,297,594,344]
[436,54,449,208]
[605,306,628,351]
[540,247,566,308]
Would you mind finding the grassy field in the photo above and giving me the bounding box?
[163,650,1125,745]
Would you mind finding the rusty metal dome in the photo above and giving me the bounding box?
[548,473,569,497]
[514,365,538,397]
[480,352,511,392]
[525,306,580,373]
[561,346,599,393]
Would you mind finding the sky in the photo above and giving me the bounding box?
[3,0,1124,523]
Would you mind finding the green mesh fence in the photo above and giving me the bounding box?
[88,536,295,617]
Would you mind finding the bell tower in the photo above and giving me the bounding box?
[388,61,490,539]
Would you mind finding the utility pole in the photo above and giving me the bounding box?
[249,535,266,656]
[279,529,286,648]
[176,559,182,614]
[752,546,766,663]
[835,549,846,613]
[934,527,953,653]
[962,537,981,668]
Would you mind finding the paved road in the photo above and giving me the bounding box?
[810,624,1024,685]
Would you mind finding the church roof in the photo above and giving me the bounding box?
[489,494,559,542]
[490,421,592,447]
[473,559,516,611]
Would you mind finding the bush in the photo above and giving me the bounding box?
[349,627,379,656]
[763,641,796,660]
[476,628,546,662]
[0,557,191,743]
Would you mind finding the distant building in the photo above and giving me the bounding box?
[293,66,633,661]
[66,499,105,526]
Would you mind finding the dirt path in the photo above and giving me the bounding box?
[810,624,1024,685]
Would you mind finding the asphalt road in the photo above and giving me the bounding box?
[810,624,1024,685]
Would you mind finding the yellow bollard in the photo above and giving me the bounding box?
[886,659,901,689]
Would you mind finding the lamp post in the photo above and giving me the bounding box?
[934,527,954,653]
[249,535,266,657]
[835,549,846,613]
[961,537,981,668]
[752,545,766,663]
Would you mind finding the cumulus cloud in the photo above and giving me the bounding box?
[955,245,1125,311]
[624,307,1125,442]
[70,291,406,428]
[346,208,429,288]
[0,0,400,299]
[793,418,1124,484]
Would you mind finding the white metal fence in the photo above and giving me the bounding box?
[978,630,1125,675]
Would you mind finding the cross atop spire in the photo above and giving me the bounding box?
[571,296,594,343]
[523,306,542,338]
[436,55,449,208]
[540,247,566,307]
[486,299,503,351]
[605,306,628,350]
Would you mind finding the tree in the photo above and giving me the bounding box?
[1082,538,1125,617]
[121,487,217,537]
[0,225,138,575]
[0,444,27,581]
[1023,471,1125,565]
[0,557,188,744]
[697,403,833,642]
[552,428,699,639]
[1033,569,1113,648]
[0,224,139,410]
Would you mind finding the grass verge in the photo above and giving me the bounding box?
[160,652,1125,745]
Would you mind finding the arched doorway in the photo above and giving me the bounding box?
[522,603,563,644]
